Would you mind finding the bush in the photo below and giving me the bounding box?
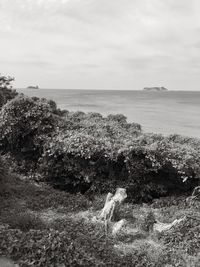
[39,131,110,192]
[143,134,200,181]
[0,156,6,184]
[122,134,200,200]
[37,111,199,200]
[0,75,17,108]
[0,156,8,195]
[0,88,199,201]
[0,96,59,171]
[39,112,142,193]
[39,131,199,200]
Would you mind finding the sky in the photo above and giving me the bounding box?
[0,0,200,90]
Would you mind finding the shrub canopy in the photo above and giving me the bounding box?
[0,89,199,200]
[0,75,17,108]
[39,111,200,199]
[0,96,58,164]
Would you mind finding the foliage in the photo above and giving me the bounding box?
[0,177,153,267]
[39,112,142,193]
[0,96,60,171]
[139,210,156,232]
[0,176,199,267]
[157,213,200,255]
[0,225,155,267]
[0,156,6,185]
[39,123,199,199]
[1,75,200,266]
[0,74,17,108]
[141,133,200,181]
[4,212,46,232]
[0,156,12,196]
[0,88,199,200]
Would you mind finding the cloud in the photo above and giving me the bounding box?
[0,0,200,90]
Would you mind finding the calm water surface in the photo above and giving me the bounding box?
[18,89,200,138]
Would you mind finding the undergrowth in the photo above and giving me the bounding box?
[0,176,199,266]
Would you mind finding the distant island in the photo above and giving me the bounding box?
[27,85,39,89]
[143,87,168,91]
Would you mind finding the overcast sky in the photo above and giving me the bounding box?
[0,0,200,90]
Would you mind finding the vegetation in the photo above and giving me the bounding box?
[39,118,199,200]
[0,74,199,266]
[0,74,17,108]
[0,175,199,266]
[0,96,62,173]
[0,156,8,195]
[0,77,199,200]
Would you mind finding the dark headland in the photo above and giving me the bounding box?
[27,85,39,89]
[143,86,168,91]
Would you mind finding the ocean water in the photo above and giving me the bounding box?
[18,89,200,138]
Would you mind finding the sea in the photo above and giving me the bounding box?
[17,89,200,139]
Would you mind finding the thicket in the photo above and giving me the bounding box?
[0,156,7,195]
[37,110,199,200]
[0,96,64,172]
[0,81,199,200]
[39,131,199,201]
[0,75,17,108]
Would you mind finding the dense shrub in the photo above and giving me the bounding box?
[0,156,8,194]
[39,131,112,192]
[65,111,142,140]
[0,75,18,108]
[0,156,15,197]
[121,134,200,200]
[39,112,142,193]
[0,89,199,200]
[39,127,199,200]
[0,157,6,184]
[142,134,200,181]
[0,96,59,170]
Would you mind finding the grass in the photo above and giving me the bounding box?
[0,175,200,266]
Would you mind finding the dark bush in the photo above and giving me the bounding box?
[107,113,127,123]
[39,131,109,192]
[39,129,199,200]
[0,96,59,171]
[0,157,6,184]
[0,156,8,195]
[0,87,199,201]
[38,112,142,194]
[0,90,5,107]
[0,75,18,108]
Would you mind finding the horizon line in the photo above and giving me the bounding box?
[15,87,200,92]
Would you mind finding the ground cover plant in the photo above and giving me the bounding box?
[0,174,199,266]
